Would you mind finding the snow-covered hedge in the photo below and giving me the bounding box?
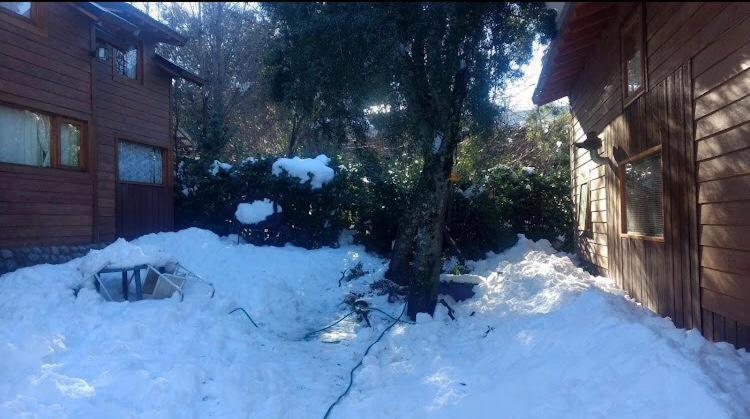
[176,155,349,248]
[175,155,571,256]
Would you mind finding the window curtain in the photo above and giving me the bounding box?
[118,141,163,184]
[0,105,51,167]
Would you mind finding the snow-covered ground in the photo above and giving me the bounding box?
[1,229,749,418]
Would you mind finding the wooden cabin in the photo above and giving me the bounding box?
[0,2,201,260]
[534,2,750,349]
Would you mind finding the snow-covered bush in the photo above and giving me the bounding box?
[176,156,349,248]
[175,155,572,257]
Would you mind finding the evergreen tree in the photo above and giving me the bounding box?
[263,2,556,318]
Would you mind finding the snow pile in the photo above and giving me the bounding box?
[1,230,749,418]
[272,155,335,189]
[208,160,233,176]
[235,199,279,225]
[78,238,178,277]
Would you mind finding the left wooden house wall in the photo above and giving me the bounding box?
[0,3,96,247]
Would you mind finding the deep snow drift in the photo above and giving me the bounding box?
[0,229,748,418]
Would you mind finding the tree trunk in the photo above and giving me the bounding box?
[286,113,301,157]
[405,148,453,319]
[385,203,419,286]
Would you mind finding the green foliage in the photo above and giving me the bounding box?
[449,165,573,260]
[335,152,420,254]
[176,154,572,257]
[263,2,557,156]
[455,104,571,183]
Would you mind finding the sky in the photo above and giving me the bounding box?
[504,43,546,111]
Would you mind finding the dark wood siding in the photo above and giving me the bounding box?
[568,2,750,348]
[602,66,699,330]
[0,3,177,249]
[0,3,95,247]
[92,40,174,242]
[116,183,173,240]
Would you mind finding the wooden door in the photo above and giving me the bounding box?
[115,140,173,240]
[606,64,700,330]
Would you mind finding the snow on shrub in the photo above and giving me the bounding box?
[272,155,334,189]
[209,160,233,176]
[235,199,279,225]
[175,155,571,256]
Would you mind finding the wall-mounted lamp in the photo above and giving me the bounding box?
[574,131,615,169]
[94,45,109,62]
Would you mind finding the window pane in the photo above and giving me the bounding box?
[116,48,137,79]
[0,105,51,167]
[623,14,643,96]
[577,183,590,230]
[1,2,31,17]
[60,123,81,167]
[627,49,643,95]
[624,153,663,236]
[118,141,163,184]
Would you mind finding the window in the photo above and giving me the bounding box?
[0,104,50,167]
[115,48,138,79]
[0,104,85,169]
[622,151,663,238]
[621,6,645,102]
[60,122,82,168]
[577,182,590,232]
[118,141,163,184]
[0,2,31,18]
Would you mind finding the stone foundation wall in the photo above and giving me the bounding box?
[0,242,110,275]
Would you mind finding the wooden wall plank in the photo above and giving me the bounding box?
[698,174,750,203]
[696,122,750,161]
[701,267,750,302]
[701,246,750,275]
[702,288,750,326]
[700,201,750,225]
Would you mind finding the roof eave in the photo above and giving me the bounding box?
[533,3,617,106]
[154,54,204,87]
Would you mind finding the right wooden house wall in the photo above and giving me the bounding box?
[568,2,750,348]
